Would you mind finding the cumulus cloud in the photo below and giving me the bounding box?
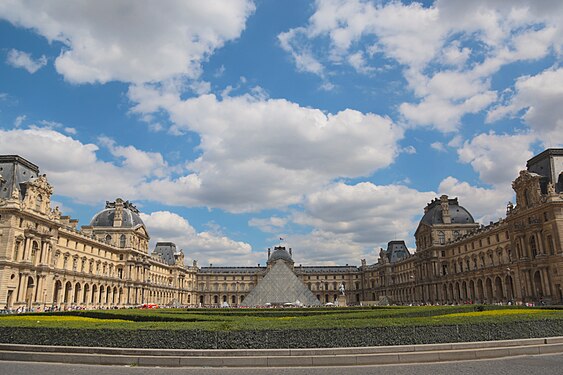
[140,211,257,266]
[294,182,435,245]
[457,132,535,186]
[280,230,370,266]
[0,0,255,83]
[431,142,447,152]
[6,49,47,73]
[0,127,161,204]
[487,68,563,146]
[129,89,404,212]
[279,0,562,132]
[248,216,288,234]
[250,182,436,264]
[438,176,513,225]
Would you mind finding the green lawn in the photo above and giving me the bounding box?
[1,305,561,331]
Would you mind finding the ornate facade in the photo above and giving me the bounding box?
[0,149,562,310]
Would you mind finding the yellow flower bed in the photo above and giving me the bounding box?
[0,315,127,323]
[434,309,554,319]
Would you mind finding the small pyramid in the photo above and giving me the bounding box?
[241,260,321,307]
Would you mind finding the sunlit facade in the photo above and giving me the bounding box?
[1,149,562,310]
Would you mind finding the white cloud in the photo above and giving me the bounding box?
[401,145,416,154]
[251,182,436,264]
[281,230,370,266]
[0,127,164,205]
[279,0,562,133]
[129,89,404,212]
[14,115,26,128]
[0,0,255,83]
[98,136,172,178]
[487,68,563,146]
[294,182,435,245]
[248,216,288,234]
[438,176,513,225]
[6,49,47,73]
[278,27,326,77]
[457,132,535,186]
[140,211,257,267]
[431,142,446,152]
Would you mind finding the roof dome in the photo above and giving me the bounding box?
[267,246,293,264]
[420,197,474,226]
[90,199,144,228]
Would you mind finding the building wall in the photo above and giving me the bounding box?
[1,152,562,309]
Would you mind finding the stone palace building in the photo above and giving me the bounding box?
[0,148,562,309]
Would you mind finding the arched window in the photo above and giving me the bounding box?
[119,235,126,248]
[105,235,112,245]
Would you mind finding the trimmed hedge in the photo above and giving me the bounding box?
[1,320,563,349]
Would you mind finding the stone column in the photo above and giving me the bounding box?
[535,232,544,254]
[35,275,44,305]
[22,237,31,261]
[16,273,27,302]
[541,267,552,296]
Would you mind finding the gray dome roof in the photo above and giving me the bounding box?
[420,197,474,226]
[267,246,293,264]
[90,199,144,228]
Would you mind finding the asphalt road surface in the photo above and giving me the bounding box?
[2,354,563,375]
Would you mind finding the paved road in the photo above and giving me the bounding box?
[2,354,563,375]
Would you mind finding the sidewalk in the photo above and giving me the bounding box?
[1,337,563,367]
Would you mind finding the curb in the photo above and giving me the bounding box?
[1,337,562,367]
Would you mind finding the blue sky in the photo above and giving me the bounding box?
[0,0,562,267]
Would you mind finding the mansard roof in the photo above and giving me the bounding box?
[420,197,474,226]
[89,199,145,228]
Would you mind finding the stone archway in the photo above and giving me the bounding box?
[477,279,484,303]
[533,270,543,299]
[74,283,81,305]
[494,276,504,302]
[485,278,493,303]
[442,284,447,303]
[82,284,89,304]
[469,280,476,302]
[63,281,73,305]
[53,280,62,306]
[505,275,514,302]
[461,281,468,301]
[25,276,35,308]
[91,285,98,304]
